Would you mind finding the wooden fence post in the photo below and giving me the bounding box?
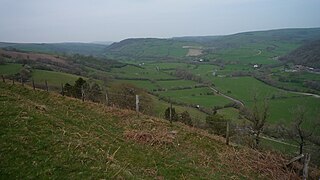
[169,98,172,124]
[303,153,310,180]
[20,77,24,87]
[45,80,48,91]
[32,79,35,90]
[12,78,15,85]
[226,121,230,145]
[61,83,64,96]
[1,75,4,83]
[81,85,84,102]
[105,92,109,106]
[136,95,139,114]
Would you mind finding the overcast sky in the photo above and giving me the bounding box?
[0,0,319,43]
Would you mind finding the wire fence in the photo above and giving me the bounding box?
[2,74,319,164]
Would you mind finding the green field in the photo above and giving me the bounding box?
[145,62,194,70]
[31,70,84,86]
[158,87,232,108]
[267,96,320,127]
[109,65,175,80]
[270,69,320,93]
[0,63,23,75]
[212,76,297,102]
[217,108,241,122]
[189,64,220,77]
[211,76,319,130]
[156,80,197,89]
[112,79,158,91]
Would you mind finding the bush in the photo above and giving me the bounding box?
[205,114,228,136]
[179,111,192,126]
[164,107,178,122]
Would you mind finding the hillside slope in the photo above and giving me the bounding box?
[0,42,108,56]
[104,28,320,60]
[0,83,300,179]
[105,38,191,60]
[280,40,320,68]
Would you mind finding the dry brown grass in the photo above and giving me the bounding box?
[0,49,68,65]
[218,147,300,180]
[123,129,176,146]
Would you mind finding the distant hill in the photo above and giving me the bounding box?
[91,41,113,45]
[200,28,320,48]
[104,28,320,60]
[280,40,320,68]
[0,49,123,77]
[2,28,320,60]
[105,38,196,60]
[173,28,320,45]
[0,42,109,56]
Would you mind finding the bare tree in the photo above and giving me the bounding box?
[241,94,269,147]
[283,107,317,155]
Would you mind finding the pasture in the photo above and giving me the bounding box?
[31,70,84,86]
[158,87,232,108]
[0,63,23,75]
[109,65,175,80]
[212,76,297,102]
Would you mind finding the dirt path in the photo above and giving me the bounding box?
[289,91,320,98]
[209,86,245,107]
[254,49,262,56]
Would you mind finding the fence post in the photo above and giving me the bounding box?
[169,98,172,124]
[12,78,15,85]
[81,85,84,102]
[136,95,139,114]
[1,75,4,83]
[32,79,35,90]
[20,76,24,87]
[105,92,109,106]
[45,80,48,91]
[61,83,64,96]
[226,121,230,145]
[303,153,310,180]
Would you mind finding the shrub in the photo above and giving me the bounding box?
[205,114,228,136]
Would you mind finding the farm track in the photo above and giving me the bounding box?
[209,86,245,107]
[288,91,320,98]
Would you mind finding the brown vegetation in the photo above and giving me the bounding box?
[0,49,68,65]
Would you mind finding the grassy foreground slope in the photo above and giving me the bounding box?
[0,83,299,179]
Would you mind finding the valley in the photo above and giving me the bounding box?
[1,27,320,178]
